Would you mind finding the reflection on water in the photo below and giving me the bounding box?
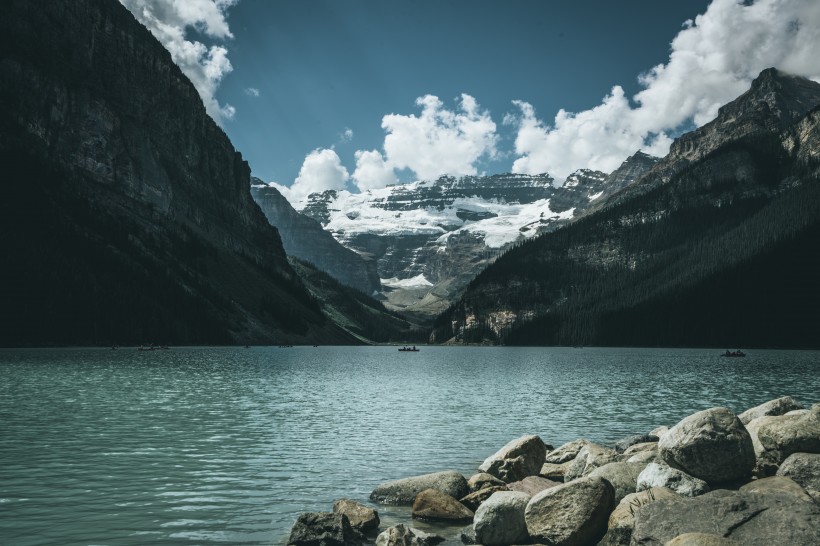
[0,346,818,544]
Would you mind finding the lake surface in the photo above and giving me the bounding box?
[1,346,818,545]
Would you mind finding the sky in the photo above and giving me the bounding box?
[120,0,820,205]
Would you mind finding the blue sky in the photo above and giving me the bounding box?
[122,0,820,203]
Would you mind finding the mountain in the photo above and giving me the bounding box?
[298,160,655,318]
[432,68,820,348]
[250,180,380,295]
[0,0,364,346]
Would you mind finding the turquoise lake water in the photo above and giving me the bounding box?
[1,346,818,545]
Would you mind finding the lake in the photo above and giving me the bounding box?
[1,346,818,545]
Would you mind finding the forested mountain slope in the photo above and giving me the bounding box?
[432,69,820,348]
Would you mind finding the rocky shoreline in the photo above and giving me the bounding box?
[287,396,820,545]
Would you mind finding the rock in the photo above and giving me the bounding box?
[614,434,659,453]
[564,443,619,481]
[411,489,474,522]
[479,435,548,482]
[787,409,810,416]
[659,407,755,484]
[459,524,478,545]
[665,532,742,545]
[545,439,590,464]
[739,475,814,503]
[370,471,469,505]
[332,499,380,533]
[460,485,507,512]
[524,476,614,546]
[376,524,444,546]
[631,489,820,546]
[739,396,804,425]
[600,487,678,546]
[777,452,820,501]
[624,441,659,455]
[539,461,570,482]
[588,462,646,504]
[506,476,561,496]
[473,491,531,546]
[287,512,364,546]
[627,450,659,465]
[745,415,785,476]
[650,426,670,438]
[467,473,506,492]
[637,462,710,497]
[757,405,820,462]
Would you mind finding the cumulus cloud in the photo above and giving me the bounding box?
[509,0,820,182]
[351,94,498,191]
[272,148,350,204]
[244,87,260,97]
[120,0,238,123]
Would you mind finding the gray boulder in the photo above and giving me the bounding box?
[627,450,659,465]
[370,471,468,505]
[564,443,619,481]
[623,441,659,456]
[739,475,814,503]
[287,512,364,546]
[545,439,590,464]
[332,499,380,533]
[659,407,755,484]
[473,491,531,546]
[631,489,820,546]
[739,396,804,425]
[467,472,505,492]
[524,476,614,546]
[650,425,669,438]
[375,524,444,546]
[479,435,548,483]
[636,462,710,497]
[459,485,507,512]
[745,414,786,476]
[459,524,477,545]
[757,405,820,462]
[599,487,678,546]
[506,476,561,496]
[614,434,659,453]
[539,461,570,482]
[777,452,820,502]
[588,461,646,504]
[411,489,474,522]
[665,533,742,546]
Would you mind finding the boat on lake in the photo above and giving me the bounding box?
[722,349,746,357]
[398,346,419,352]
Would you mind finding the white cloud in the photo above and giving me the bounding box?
[350,94,498,191]
[509,0,820,182]
[272,148,350,205]
[340,128,354,142]
[120,0,238,123]
[244,87,260,97]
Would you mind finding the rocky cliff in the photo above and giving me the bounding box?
[0,0,358,345]
[433,68,820,347]
[251,181,380,295]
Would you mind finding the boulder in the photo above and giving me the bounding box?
[539,461,570,482]
[459,524,478,545]
[600,487,679,546]
[627,450,659,465]
[588,461,646,504]
[506,476,561,496]
[614,434,659,453]
[524,476,614,546]
[745,415,785,476]
[545,439,589,464]
[665,532,742,545]
[287,512,364,546]
[479,435,548,482]
[411,489,474,522]
[777,452,820,502]
[460,485,507,512]
[659,407,755,484]
[375,524,444,546]
[739,396,804,425]
[739,475,814,503]
[332,499,380,533]
[757,406,820,462]
[631,489,820,546]
[473,491,531,546]
[650,425,669,438]
[467,472,505,492]
[564,443,619,481]
[636,462,709,497]
[623,441,659,456]
[370,471,469,505]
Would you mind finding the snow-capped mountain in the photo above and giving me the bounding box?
[296,153,658,318]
